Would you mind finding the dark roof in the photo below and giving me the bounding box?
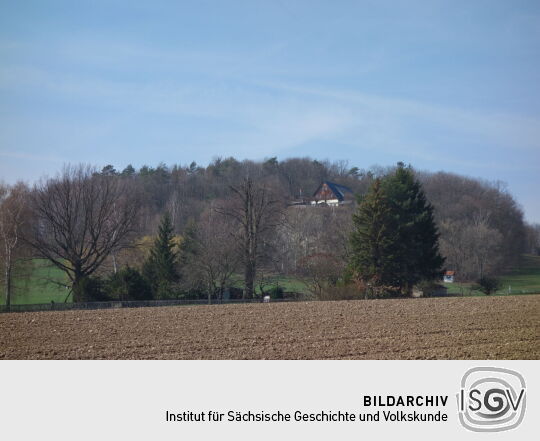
[314,181,354,201]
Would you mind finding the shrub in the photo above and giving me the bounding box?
[106,266,152,300]
[475,276,502,295]
[415,280,448,297]
[268,285,284,300]
[78,276,109,302]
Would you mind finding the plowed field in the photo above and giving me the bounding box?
[1,296,538,359]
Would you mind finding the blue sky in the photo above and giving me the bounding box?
[1,0,539,222]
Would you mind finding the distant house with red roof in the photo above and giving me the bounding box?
[311,181,354,206]
[443,271,455,283]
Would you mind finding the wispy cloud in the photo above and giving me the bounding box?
[1,0,539,221]
[2,60,539,176]
[254,80,540,153]
[0,150,64,163]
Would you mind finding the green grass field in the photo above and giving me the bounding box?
[258,275,310,295]
[445,254,540,296]
[0,259,71,305]
[269,255,540,297]
[231,274,310,296]
[3,254,540,305]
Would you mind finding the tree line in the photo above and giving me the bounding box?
[0,157,538,308]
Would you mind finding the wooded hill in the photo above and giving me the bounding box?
[103,157,535,279]
[1,157,539,303]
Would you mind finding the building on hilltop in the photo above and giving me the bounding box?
[311,181,354,206]
[288,181,355,207]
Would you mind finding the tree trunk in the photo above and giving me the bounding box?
[5,260,12,311]
[244,260,255,299]
[72,269,85,303]
[112,253,118,274]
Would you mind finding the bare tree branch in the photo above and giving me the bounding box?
[216,177,283,299]
[26,165,139,301]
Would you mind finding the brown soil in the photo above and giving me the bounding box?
[1,296,539,359]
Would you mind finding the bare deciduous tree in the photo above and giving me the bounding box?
[464,215,503,279]
[525,223,540,255]
[297,252,345,299]
[185,209,240,303]
[439,214,502,280]
[276,205,353,275]
[421,171,527,273]
[0,182,29,310]
[217,177,282,299]
[27,165,139,301]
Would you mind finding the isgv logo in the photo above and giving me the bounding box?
[457,367,526,432]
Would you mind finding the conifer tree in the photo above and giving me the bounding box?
[143,212,179,298]
[382,164,444,294]
[349,178,400,295]
[349,164,444,295]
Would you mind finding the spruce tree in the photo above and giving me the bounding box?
[349,164,444,295]
[143,212,179,298]
[349,178,400,295]
[382,164,444,294]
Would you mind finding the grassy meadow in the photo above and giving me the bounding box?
[2,254,540,305]
[0,259,70,305]
[445,254,540,296]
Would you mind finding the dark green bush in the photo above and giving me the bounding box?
[78,276,109,302]
[475,276,502,295]
[268,285,284,300]
[106,266,152,300]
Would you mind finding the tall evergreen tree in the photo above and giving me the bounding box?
[349,164,444,295]
[143,212,179,298]
[382,164,444,294]
[349,178,400,296]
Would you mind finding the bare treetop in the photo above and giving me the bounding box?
[27,165,139,301]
